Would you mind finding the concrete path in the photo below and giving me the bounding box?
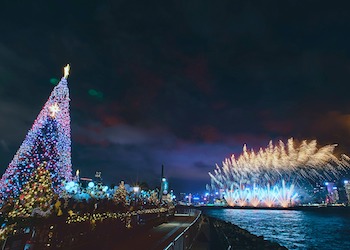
[190,216,211,250]
[94,215,197,250]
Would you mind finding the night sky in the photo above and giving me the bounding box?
[1,1,350,193]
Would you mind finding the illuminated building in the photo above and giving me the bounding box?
[345,180,350,204]
[159,164,169,201]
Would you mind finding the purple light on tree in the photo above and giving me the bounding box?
[0,65,73,199]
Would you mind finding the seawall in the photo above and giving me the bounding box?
[205,215,288,250]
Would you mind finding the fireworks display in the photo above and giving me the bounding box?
[209,138,350,207]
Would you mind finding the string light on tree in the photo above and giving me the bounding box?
[9,162,54,218]
[0,65,73,200]
[114,181,128,206]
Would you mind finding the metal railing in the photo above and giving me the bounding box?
[164,209,202,250]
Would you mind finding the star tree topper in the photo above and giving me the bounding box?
[48,64,70,118]
[64,64,70,79]
[49,103,60,118]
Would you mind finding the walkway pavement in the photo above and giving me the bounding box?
[190,215,211,250]
[86,214,198,250]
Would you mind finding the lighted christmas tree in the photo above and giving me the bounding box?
[9,162,54,217]
[113,181,128,206]
[150,190,160,205]
[0,65,73,200]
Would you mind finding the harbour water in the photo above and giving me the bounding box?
[204,208,350,250]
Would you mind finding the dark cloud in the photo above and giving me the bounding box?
[1,1,350,193]
[0,101,39,145]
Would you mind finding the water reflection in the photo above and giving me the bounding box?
[204,209,350,250]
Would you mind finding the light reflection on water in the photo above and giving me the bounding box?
[204,209,350,250]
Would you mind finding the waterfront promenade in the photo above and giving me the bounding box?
[83,210,203,250]
[0,204,297,249]
[114,215,198,249]
[88,208,288,250]
[92,208,289,250]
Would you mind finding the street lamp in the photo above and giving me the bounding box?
[133,186,140,193]
[133,186,140,207]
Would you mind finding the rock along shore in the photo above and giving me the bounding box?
[206,215,288,250]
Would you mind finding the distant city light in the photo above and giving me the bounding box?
[88,182,94,188]
[345,180,349,184]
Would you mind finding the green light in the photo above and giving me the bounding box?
[88,89,98,96]
[88,89,104,100]
[50,78,59,85]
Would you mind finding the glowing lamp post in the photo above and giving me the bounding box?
[88,182,95,188]
[133,186,140,193]
[133,186,140,207]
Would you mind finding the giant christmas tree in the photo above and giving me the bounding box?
[0,65,73,200]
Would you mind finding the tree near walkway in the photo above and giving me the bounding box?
[9,162,54,218]
[113,181,128,207]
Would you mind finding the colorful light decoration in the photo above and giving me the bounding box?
[209,138,350,207]
[49,103,60,118]
[8,162,54,218]
[0,65,73,200]
[65,207,172,225]
[114,181,128,206]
